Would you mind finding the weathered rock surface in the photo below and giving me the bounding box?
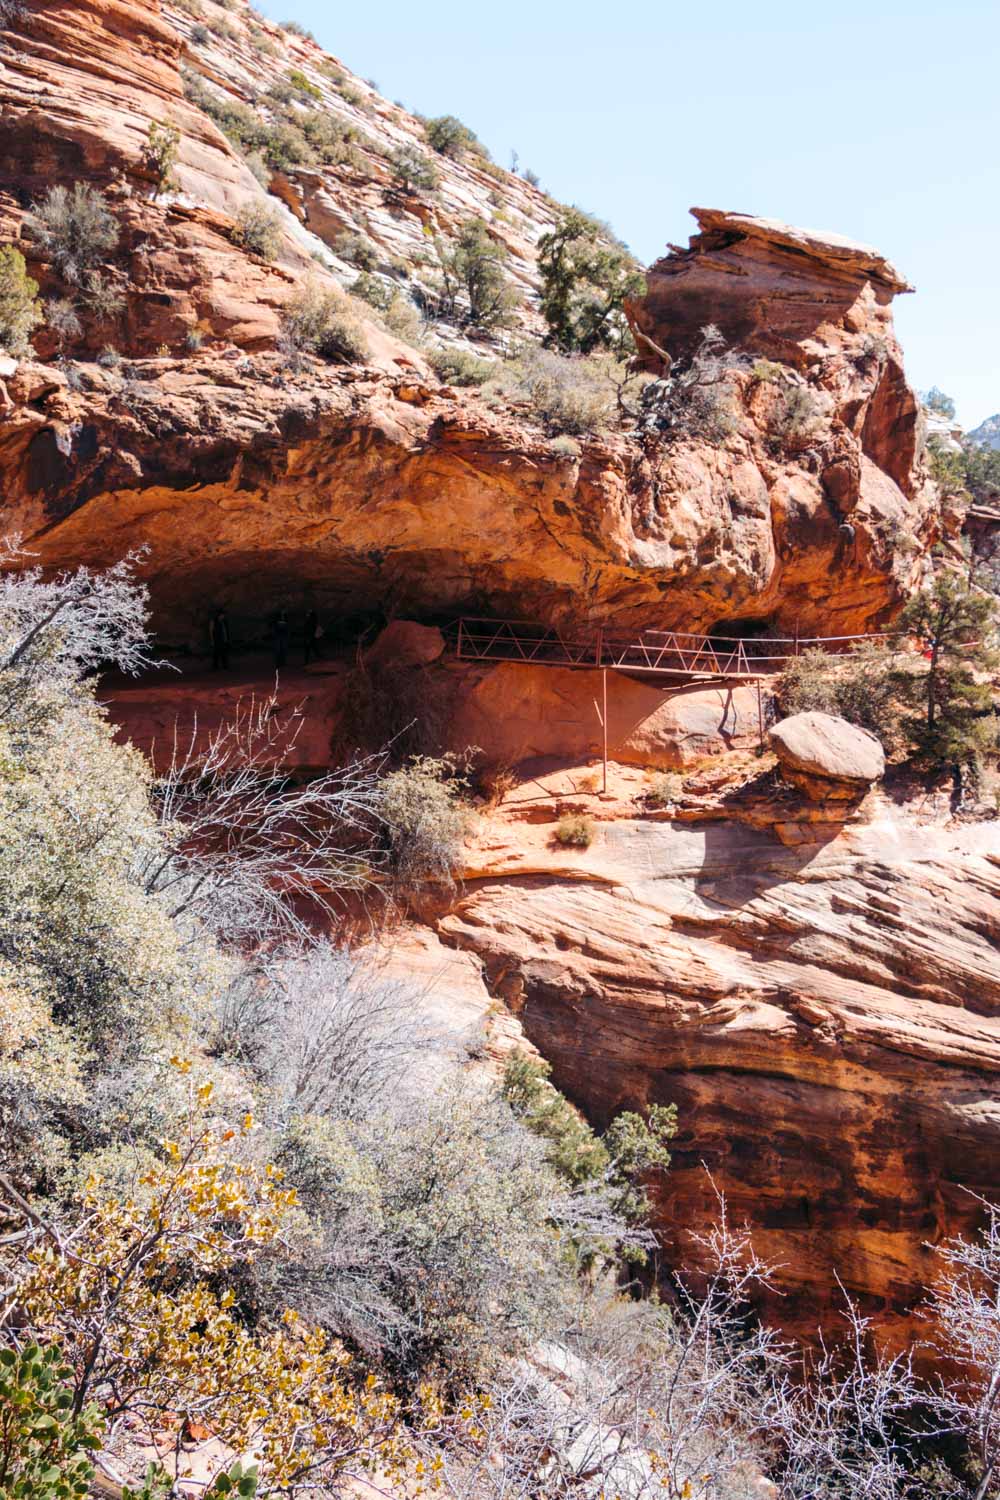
[449,666,765,770]
[105,655,764,774]
[438,780,1000,1353]
[1,8,937,640]
[770,710,885,802]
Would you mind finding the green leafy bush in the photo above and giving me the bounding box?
[388,144,440,194]
[433,218,518,331]
[0,247,41,357]
[538,208,643,356]
[26,184,119,286]
[896,570,997,768]
[351,271,392,312]
[287,67,321,98]
[142,119,181,197]
[502,1051,676,1258]
[489,347,628,434]
[427,346,494,386]
[425,114,487,159]
[0,1343,103,1499]
[921,386,957,419]
[645,771,683,808]
[779,641,902,748]
[335,231,378,270]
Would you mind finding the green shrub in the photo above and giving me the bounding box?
[26,184,119,285]
[335,230,378,269]
[274,1084,568,1384]
[489,347,627,435]
[142,119,181,197]
[767,381,823,452]
[0,246,41,357]
[645,771,683,808]
[921,386,956,419]
[425,114,487,159]
[231,200,283,260]
[538,208,643,356]
[428,346,494,386]
[351,271,392,312]
[300,111,370,168]
[287,67,321,98]
[388,144,439,194]
[190,21,210,43]
[502,1051,676,1258]
[280,282,369,365]
[779,642,902,749]
[0,1343,104,1498]
[382,293,424,345]
[279,17,314,38]
[433,217,519,331]
[554,813,594,847]
[207,13,236,38]
[378,753,472,888]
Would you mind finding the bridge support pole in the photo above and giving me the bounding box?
[602,668,608,795]
[756,678,765,747]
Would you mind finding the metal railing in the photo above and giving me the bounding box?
[454,618,892,680]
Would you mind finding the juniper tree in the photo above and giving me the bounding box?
[537,208,644,356]
[896,569,997,768]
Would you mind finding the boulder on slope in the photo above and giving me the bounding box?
[770,710,885,802]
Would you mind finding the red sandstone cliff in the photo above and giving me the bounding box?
[1,2,938,641]
[2,0,997,1361]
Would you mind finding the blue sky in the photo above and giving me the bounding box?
[255,0,1000,428]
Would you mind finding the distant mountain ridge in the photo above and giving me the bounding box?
[967,413,1000,449]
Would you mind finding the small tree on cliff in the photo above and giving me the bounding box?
[0,246,42,357]
[896,569,997,768]
[433,218,519,332]
[537,208,644,356]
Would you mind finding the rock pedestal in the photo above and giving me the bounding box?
[769,710,885,803]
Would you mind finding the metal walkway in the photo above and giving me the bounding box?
[455,618,888,682]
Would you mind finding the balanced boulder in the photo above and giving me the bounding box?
[770,710,885,802]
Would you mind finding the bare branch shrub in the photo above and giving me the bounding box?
[638,324,747,442]
[140,695,386,946]
[0,541,152,740]
[215,943,439,1121]
[26,184,120,286]
[924,1200,1000,1498]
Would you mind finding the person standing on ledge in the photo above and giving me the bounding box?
[273,609,289,670]
[304,607,321,664]
[210,608,230,671]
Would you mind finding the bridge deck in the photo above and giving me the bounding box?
[455,618,889,681]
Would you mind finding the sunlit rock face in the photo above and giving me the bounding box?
[0,4,936,642]
[436,778,1000,1357]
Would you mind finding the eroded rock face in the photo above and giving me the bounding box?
[437,781,1000,1355]
[770,710,885,802]
[1,6,937,640]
